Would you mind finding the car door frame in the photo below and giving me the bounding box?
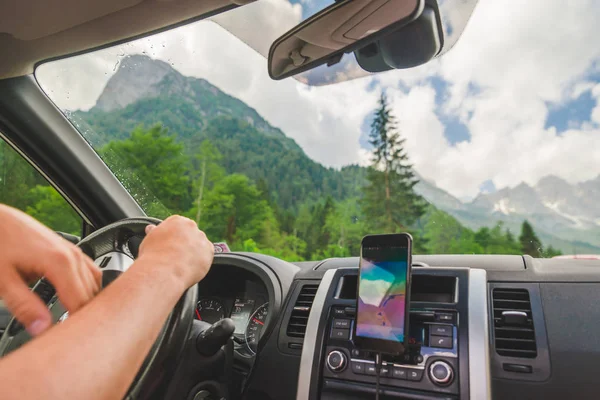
[0,75,144,229]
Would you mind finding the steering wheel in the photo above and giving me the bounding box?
[0,217,197,399]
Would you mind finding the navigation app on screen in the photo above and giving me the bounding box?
[356,247,408,342]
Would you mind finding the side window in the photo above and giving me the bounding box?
[0,138,82,235]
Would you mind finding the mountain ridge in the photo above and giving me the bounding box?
[89,54,299,151]
[76,54,600,254]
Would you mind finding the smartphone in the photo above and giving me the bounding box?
[353,233,413,355]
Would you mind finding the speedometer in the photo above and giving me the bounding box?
[245,302,268,355]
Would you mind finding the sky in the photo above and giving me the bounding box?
[36,0,600,201]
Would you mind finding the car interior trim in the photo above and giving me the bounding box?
[95,251,134,273]
[0,75,145,226]
[468,268,491,399]
[296,268,337,400]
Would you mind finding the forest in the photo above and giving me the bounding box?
[0,93,562,261]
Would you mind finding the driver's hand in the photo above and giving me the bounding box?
[138,215,214,288]
[0,205,102,336]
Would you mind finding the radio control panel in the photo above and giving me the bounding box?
[322,306,460,396]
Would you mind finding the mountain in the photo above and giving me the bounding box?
[71,55,362,211]
[414,175,466,212]
[72,54,600,254]
[421,175,600,254]
[75,54,299,151]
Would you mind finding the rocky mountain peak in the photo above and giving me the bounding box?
[94,55,178,112]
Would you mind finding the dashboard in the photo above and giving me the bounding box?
[195,264,270,357]
[4,251,600,400]
[209,253,600,400]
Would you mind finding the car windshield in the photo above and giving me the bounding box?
[36,0,600,261]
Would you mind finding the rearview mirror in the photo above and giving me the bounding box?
[268,0,432,80]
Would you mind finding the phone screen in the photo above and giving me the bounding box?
[356,243,409,344]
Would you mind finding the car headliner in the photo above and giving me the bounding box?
[0,0,245,79]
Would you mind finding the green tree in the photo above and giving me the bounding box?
[542,245,562,258]
[361,92,425,233]
[0,140,45,208]
[295,197,336,259]
[25,186,81,234]
[423,209,465,254]
[448,230,484,254]
[239,237,307,262]
[1,140,81,234]
[312,244,351,260]
[519,220,542,257]
[100,125,191,214]
[201,174,270,244]
[324,198,368,256]
[486,223,520,254]
[191,140,225,224]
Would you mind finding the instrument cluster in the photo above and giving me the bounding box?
[195,266,269,357]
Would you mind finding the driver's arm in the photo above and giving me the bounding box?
[0,210,213,400]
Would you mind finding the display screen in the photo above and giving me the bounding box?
[356,245,409,343]
[230,298,255,334]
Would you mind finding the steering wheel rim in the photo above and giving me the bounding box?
[0,217,197,400]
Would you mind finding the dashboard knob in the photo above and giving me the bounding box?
[429,361,453,385]
[326,350,347,372]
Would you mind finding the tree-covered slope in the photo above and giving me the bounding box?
[66,54,595,256]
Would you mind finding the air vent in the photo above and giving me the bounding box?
[492,288,537,358]
[286,284,319,339]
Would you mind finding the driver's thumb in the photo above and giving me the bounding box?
[0,271,52,336]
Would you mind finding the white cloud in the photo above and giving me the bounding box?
[372,0,600,198]
[591,84,600,124]
[36,0,600,200]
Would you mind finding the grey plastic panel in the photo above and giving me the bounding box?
[492,283,600,399]
[487,257,600,282]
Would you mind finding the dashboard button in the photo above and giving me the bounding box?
[351,361,366,374]
[412,311,435,322]
[430,335,453,349]
[333,318,351,328]
[381,365,391,376]
[407,369,424,381]
[429,361,453,385]
[365,364,377,375]
[331,328,350,340]
[344,307,357,316]
[430,324,452,337]
[436,313,454,322]
[392,367,407,379]
[326,350,347,372]
[332,307,346,316]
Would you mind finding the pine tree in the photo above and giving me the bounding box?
[519,220,542,257]
[361,92,425,233]
[542,245,562,258]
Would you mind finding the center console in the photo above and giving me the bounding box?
[297,267,490,399]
